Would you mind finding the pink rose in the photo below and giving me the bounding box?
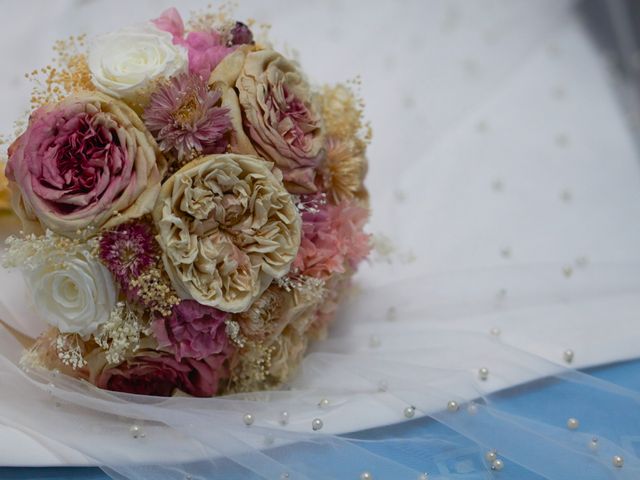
[6,92,165,237]
[153,300,233,361]
[97,352,228,397]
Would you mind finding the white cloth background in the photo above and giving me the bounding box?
[0,0,638,474]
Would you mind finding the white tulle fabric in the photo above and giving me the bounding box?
[0,0,639,479]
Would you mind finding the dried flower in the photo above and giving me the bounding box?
[99,221,158,282]
[153,154,301,313]
[143,73,232,165]
[293,195,371,278]
[153,300,232,361]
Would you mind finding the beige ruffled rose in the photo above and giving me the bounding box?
[209,47,325,193]
[7,92,166,237]
[153,153,301,313]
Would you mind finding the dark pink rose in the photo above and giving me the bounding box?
[153,300,232,361]
[97,352,228,397]
[5,93,165,237]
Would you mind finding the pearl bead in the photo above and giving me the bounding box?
[485,450,497,462]
[318,398,330,409]
[447,400,459,412]
[467,403,478,415]
[279,411,289,426]
[280,473,290,480]
[404,406,416,418]
[243,413,254,426]
[417,474,429,480]
[360,472,373,480]
[566,418,579,430]
[478,367,489,381]
[491,459,504,471]
[612,455,624,468]
[129,424,144,439]
[312,418,323,431]
[588,437,599,451]
[490,327,501,336]
[563,349,574,364]
[369,335,381,348]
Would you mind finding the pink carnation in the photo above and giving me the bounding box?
[97,353,228,397]
[293,195,371,278]
[153,8,252,79]
[153,300,233,361]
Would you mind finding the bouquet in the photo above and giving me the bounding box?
[3,7,371,397]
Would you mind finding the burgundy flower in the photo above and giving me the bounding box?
[153,300,232,361]
[98,221,158,290]
[228,22,254,46]
[143,73,232,164]
[97,352,228,397]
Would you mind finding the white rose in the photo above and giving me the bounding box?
[25,249,117,339]
[88,23,187,101]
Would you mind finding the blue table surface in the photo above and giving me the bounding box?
[2,358,640,480]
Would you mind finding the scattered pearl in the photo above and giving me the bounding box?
[404,406,416,419]
[491,459,504,471]
[318,398,330,409]
[562,266,573,278]
[360,472,373,480]
[612,455,624,468]
[369,335,381,348]
[417,474,429,480]
[566,418,579,430]
[478,367,489,381]
[588,437,599,451]
[499,247,511,259]
[243,413,254,426]
[467,403,479,415]
[129,424,145,439]
[447,400,459,412]
[490,327,501,337]
[377,380,389,392]
[280,473,290,480]
[312,418,323,431]
[185,475,192,480]
[563,349,574,364]
[279,411,289,426]
[485,450,497,462]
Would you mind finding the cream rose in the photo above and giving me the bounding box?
[25,248,117,339]
[210,48,325,193]
[153,153,301,313]
[88,23,188,102]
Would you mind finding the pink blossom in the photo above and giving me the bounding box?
[97,352,228,397]
[153,8,240,79]
[293,195,371,278]
[152,7,185,41]
[153,300,233,361]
